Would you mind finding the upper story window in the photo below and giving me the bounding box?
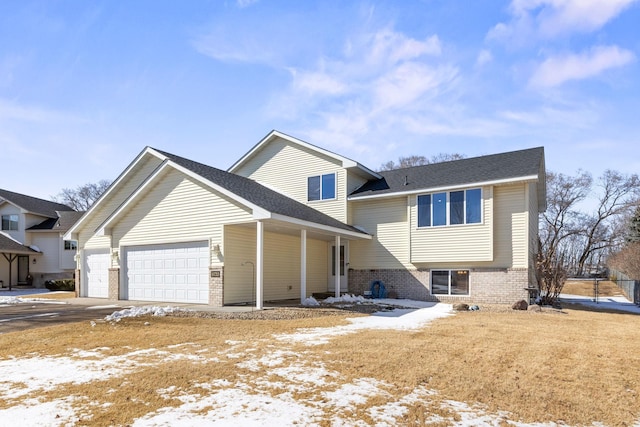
[308,173,336,201]
[1,214,19,231]
[417,188,482,227]
[64,240,78,251]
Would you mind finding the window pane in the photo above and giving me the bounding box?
[466,189,482,224]
[450,191,464,225]
[451,270,469,295]
[321,173,336,200]
[431,270,449,294]
[308,176,320,201]
[1,214,18,231]
[417,195,431,227]
[433,192,447,226]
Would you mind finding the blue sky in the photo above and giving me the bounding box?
[2,0,639,201]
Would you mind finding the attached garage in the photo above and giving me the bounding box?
[84,249,110,298]
[122,241,210,304]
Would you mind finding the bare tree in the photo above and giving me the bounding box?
[574,170,640,276]
[53,180,111,211]
[379,153,466,171]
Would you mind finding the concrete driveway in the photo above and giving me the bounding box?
[0,290,258,333]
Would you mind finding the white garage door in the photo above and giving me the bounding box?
[123,241,209,304]
[84,250,110,298]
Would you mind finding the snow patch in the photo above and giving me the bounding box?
[104,305,189,321]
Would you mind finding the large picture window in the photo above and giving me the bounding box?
[308,173,336,201]
[431,270,469,295]
[417,188,482,227]
[1,214,18,231]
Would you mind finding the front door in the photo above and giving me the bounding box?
[17,256,29,284]
[328,242,348,292]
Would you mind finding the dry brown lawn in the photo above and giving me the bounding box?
[1,305,639,426]
[562,280,624,298]
[26,291,76,300]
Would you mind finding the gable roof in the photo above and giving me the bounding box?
[153,148,369,237]
[0,189,75,218]
[27,211,85,232]
[0,232,39,255]
[350,147,545,204]
[228,130,381,180]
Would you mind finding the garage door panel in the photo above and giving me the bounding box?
[124,241,209,304]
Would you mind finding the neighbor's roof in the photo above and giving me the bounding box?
[0,232,39,255]
[0,189,75,218]
[154,148,369,237]
[350,147,545,199]
[27,211,85,232]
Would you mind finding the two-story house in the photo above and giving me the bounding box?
[65,131,545,307]
[0,189,83,289]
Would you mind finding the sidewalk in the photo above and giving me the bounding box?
[560,293,640,314]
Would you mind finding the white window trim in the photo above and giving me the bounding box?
[417,188,482,229]
[64,240,78,251]
[430,269,471,296]
[307,172,337,202]
[1,214,19,231]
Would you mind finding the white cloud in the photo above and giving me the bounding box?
[488,0,639,42]
[529,45,635,87]
[236,0,259,8]
[476,49,493,67]
[267,28,458,154]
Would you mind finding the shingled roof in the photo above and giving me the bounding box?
[27,211,85,232]
[153,149,369,236]
[0,189,75,218]
[0,232,39,255]
[350,147,545,198]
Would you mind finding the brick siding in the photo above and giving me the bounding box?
[349,268,531,304]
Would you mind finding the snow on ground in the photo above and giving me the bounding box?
[0,288,69,305]
[104,306,190,321]
[560,293,640,314]
[1,296,637,425]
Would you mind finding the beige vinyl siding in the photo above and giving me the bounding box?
[113,169,253,266]
[350,197,410,269]
[80,155,164,250]
[233,136,348,222]
[29,234,62,273]
[410,187,494,263]
[527,182,540,279]
[223,225,328,304]
[493,184,528,268]
[346,172,369,224]
[0,204,24,243]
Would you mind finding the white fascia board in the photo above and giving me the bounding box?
[270,213,372,240]
[228,130,381,179]
[66,146,160,238]
[348,175,540,201]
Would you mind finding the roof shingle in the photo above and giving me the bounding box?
[350,147,545,198]
[0,189,75,218]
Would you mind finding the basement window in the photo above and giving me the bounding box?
[431,270,469,296]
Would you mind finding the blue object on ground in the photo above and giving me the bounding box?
[370,280,387,299]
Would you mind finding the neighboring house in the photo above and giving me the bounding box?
[0,189,83,288]
[65,131,546,307]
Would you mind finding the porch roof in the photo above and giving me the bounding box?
[0,233,39,255]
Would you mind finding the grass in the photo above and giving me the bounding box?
[1,304,639,425]
[562,280,624,298]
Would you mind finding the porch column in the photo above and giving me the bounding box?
[256,220,264,310]
[334,235,341,298]
[300,229,307,303]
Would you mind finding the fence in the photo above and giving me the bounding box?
[610,268,640,305]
